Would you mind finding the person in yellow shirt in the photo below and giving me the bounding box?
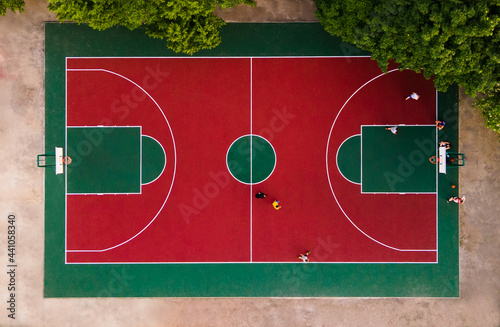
[272,200,281,210]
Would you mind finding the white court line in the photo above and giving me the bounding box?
[65,260,438,265]
[65,67,177,253]
[65,60,68,263]
[250,58,253,262]
[363,124,436,127]
[67,56,372,59]
[435,90,439,256]
[64,57,438,264]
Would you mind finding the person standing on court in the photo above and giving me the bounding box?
[385,126,398,134]
[435,120,446,130]
[405,92,420,100]
[447,195,465,204]
[439,141,451,150]
[272,200,281,210]
[298,251,311,262]
[255,192,267,199]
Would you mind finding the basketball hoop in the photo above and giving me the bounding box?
[429,156,439,164]
[62,156,72,165]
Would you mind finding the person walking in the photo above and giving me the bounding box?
[385,126,398,134]
[447,195,466,204]
[439,141,451,150]
[298,251,311,262]
[435,120,446,130]
[255,192,267,199]
[405,92,420,100]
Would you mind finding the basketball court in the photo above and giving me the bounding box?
[44,23,460,297]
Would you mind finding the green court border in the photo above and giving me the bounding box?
[45,23,459,297]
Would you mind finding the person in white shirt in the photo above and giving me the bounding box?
[385,126,398,134]
[405,92,420,100]
[298,251,311,262]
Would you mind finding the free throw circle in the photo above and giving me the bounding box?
[226,135,276,185]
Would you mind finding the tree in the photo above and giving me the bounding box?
[0,0,25,15]
[47,0,254,55]
[474,85,500,139]
[315,0,500,138]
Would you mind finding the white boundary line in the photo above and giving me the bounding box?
[250,58,253,262]
[435,89,439,256]
[360,128,363,189]
[64,60,68,262]
[65,66,177,253]
[63,57,438,264]
[326,68,438,255]
[67,56,372,59]
[361,124,436,127]
[65,260,438,265]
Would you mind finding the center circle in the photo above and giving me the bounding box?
[226,135,276,185]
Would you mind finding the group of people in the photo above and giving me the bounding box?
[255,192,311,262]
[386,92,446,135]
[448,195,466,204]
[255,192,281,210]
[438,143,466,205]
[393,93,465,204]
[256,93,464,263]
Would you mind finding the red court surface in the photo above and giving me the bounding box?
[65,57,437,263]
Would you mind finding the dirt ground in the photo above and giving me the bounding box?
[0,0,498,326]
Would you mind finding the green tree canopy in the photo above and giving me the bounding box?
[0,0,25,15]
[47,0,254,55]
[474,85,500,135]
[315,0,500,138]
